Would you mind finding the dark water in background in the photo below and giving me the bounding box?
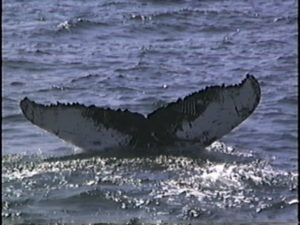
[2,0,298,224]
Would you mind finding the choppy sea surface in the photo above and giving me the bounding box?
[2,0,298,224]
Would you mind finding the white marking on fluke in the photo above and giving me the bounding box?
[20,74,260,151]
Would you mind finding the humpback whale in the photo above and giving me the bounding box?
[20,74,260,151]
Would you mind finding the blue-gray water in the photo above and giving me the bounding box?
[2,0,298,224]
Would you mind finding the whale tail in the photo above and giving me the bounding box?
[20,74,260,151]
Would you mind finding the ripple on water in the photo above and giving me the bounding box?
[2,142,298,223]
[3,0,297,223]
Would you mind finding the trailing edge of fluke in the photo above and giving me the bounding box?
[20,74,261,151]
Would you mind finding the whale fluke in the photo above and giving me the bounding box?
[20,74,260,151]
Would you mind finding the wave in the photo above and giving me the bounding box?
[2,113,24,123]
[278,95,298,105]
[56,18,108,33]
[70,74,100,83]
[3,59,53,71]
[36,85,81,93]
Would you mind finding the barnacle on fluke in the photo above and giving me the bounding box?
[20,74,260,151]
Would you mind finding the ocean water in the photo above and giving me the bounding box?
[2,0,298,224]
